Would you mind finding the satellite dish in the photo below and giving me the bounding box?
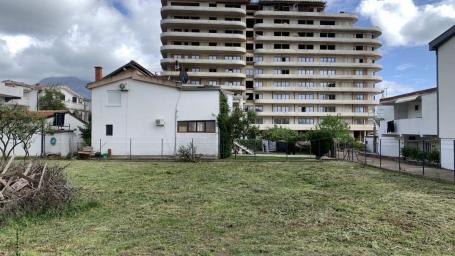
[119,83,127,91]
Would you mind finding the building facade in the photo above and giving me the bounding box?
[430,25,455,171]
[0,80,39,110]
[160,0,382,140]
[88,61,228,158]
[376,88,438,157]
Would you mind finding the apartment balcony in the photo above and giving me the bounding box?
[161,45,246,54]
[161,6,246,17]
[161,58,246,67]
[255,36,382,47]
[161,32,246,42]
[161,19,246,29]
[221,85,246,91]
[0,83,23,98]
[254,99,379,105]
[387,118,437,136]
[254,10,358,21]
[257,124,374,131]
[254,23,382,35]
[254,87,383,93]
[254,74,383,82]
[162,71,246,79]
[256,112,375,118]
[254,49,382,58]
[254,62,382,70]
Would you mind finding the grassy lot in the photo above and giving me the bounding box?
[1,160,455,255]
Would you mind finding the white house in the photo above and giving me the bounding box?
[430,25,455,171]
[6,110,86,157]
[87,60,229,158]
[376,88,438,157]
[37,85,91,122]
[0,80,38,110]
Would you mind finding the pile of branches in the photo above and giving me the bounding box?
[0,156,75,220]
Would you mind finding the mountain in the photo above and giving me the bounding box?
[38,76,91,99]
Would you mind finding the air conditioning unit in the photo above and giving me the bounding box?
[119,83,128,91]
[156,119,165,126]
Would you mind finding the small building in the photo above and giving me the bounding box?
[430,25,455,170]
[376,88,438,157]
[0,80,38,110]
[8,110,86,157]
[87,60,229,158]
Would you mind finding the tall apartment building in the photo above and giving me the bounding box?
[160,0,382,139]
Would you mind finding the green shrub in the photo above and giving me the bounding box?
[427,150,440,163]
[177,142,201,162]
[401,146,412,159]
[306,130,333,159]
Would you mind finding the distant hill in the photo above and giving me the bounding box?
[38,77,91,99]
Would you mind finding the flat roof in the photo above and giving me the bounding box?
[380,87,436,104]
[429,25,455,51]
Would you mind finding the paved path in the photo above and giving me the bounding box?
[344,151,455,182]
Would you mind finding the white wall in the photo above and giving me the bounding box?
[379,137,401,157]
[438,36,455,140]
[441,140,454,171]
[91,79,221,157]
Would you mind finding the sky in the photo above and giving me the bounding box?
[0,0,454,96]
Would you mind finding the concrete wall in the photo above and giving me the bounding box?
[379,137,401,157]
[91,79,220,157]
[441,139,454,171]
[438,36,455,139]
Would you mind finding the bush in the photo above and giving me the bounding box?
[306,130,333,159]
[177,142,201,162]
[427,150,440,163]
[263,127,300,142]
[0,161,75,222]
[401,146,412,159]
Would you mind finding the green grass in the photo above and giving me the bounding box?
[1,160,455,255]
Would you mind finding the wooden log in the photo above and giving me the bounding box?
[37,164,47,190]
[1,155,15,174]
[1,162,32,194]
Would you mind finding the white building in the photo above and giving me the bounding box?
[87,60,228,158]
[7,110,86,157]
[0,80,38,110]
[430,25,455,171]
[37,85,91,122]
[376,88,438,157]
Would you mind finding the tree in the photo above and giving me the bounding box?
[317,115,351,143]
[0,105,45,159]
[263,127,300,142]
[38,88,66,110]
[217,94,257,159]
[78,120,91,146]
[306,130,333,159]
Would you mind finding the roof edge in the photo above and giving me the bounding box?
[429,25,455,51]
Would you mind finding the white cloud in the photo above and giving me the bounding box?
[378,80,419,97]
[0,0,162,83]
[358,0,455,46]
[396,63,415,71]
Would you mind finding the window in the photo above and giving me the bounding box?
[209,42,217,46]
[255,44,263,49]
[273,69,289,75]
[320,32,335,38]
[107,91,121,106]
[320,57,336,63]
[320,70,336,76]
[355,94,365,100]
[355,70,365,76]
[177,121,216,133]
[208,55,217,60]
[356,33,364,38]
[273,81,290,87]
[191,67,200,72]
[298,106,314,112]
[299,44,314,50]
[273,56,290,62]
[298,57,314,63]
[246,69,254,77]
[274,19,290,24]
[298,118,314,125]
[246,43,254,50]
[254,56,263,62]
[106,125,113,136]
[298,69,314,75]
[273,93,290,100]
[320,94,336,100]
[295,82,314,87]
[274,44,290,49]
[246,81,254,89]
[256,118,263,125]
[273,106,290,112]
[208,81,217,86]
[254,81,263,88]
[298,20,314,25]
[355,82,365,88]
[320,20,336,25]
[71,96,77,103]
[354,107,365,113]
[255,105,263,112]
[53,113,65,126]
[209,68,217,72]
[255,93,263,100]
[320,45,336,50]
[209,30,217,33]
[355,46,364,51]
[320,82,336,88]
[296,94,314,100]
[415,105,419,111]
[320,106,336,112]
[246,31,254,38]
[274,31,290,36]
[255,69,263,75]
[298,32,314,37]
[273,118,290,124]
